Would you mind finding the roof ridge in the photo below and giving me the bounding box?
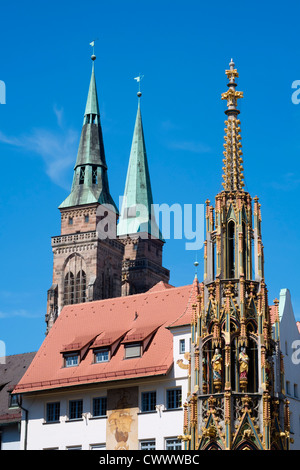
[1,351,37,359]
[168,278,200,328]
[63,283,193,310]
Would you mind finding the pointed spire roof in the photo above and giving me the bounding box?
[59,55,117,211]
[221,59,245,192]
[84,62,100,117]
[118,95,163,240]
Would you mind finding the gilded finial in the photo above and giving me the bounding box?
[221,60,245,192]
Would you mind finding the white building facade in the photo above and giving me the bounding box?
[18,326,191,451]
[278,288,300,449]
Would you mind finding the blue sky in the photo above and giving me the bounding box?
[1,0,300,355]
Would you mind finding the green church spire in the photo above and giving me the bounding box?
[118,93,163,240]
[59,55,117,211]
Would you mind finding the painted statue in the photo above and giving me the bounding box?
[212,349,222,381]
[239,347,249,380]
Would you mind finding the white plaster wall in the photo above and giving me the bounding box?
[278,288,300,450]
[21,375,188,450]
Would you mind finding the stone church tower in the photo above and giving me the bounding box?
[181,60,290,450]
[117,92,170,295]
[45,55,124,333]
[45,59,170,333]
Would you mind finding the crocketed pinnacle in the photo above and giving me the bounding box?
[221,59,245,191]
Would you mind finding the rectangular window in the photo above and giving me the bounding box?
[140,440,156,450]
[294,383,298,398]
[69,400,83,420]
[90,444,106,450]
[166,388,182,410]
[9,393,19,408]
[286,381,291,395]
[68,217,73,225]
[93,397,107,417]
[65,354,79,367]
[124,343,141,359]
[165,438,182,450]
[84,214,89,223]
[141,391,156,412]
[66,446,82,450]
[95,349,109,363]
[126,206,137,219]
[46,402,60,423]
[179,339,185,354]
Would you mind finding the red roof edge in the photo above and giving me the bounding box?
[13,364,170,394]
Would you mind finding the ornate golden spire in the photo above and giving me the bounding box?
[221,59,244,191]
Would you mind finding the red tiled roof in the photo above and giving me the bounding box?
[147,281,174,292]
[14,282,196,394]
[169,276,200,328]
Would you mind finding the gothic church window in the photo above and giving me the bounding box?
[75,270,86,303]
[64,272,74,305]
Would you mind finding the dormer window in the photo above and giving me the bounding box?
[124,343,141,359]
[65,353,79,367]
[95,348,109,363]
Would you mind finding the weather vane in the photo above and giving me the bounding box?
[90,38,98,60]
[134,73,144,97]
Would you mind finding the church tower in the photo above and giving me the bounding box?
[45,54,124,333]
[181,60,290,450]
[117,89,170,295]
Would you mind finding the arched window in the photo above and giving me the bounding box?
[64,254,87,306]
[246,336,258,393]
[228,221,235,278]
[75,270,86,303]
[64,272,74,305]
